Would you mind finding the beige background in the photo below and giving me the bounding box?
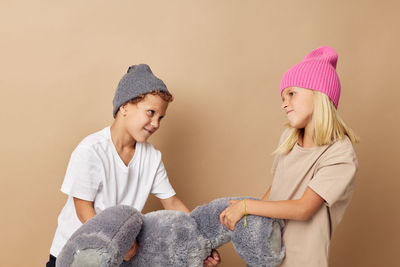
[1,0,399,266]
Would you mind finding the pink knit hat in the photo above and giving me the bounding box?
[280,46,341,108]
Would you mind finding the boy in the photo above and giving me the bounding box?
[47,64,220,266]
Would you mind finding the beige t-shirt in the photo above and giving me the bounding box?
[269,129,358,267]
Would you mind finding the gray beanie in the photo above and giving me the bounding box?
[112,64,169,118]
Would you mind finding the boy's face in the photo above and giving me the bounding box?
[121,94,169,143]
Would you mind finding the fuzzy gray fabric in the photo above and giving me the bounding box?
[57,197,285,267]
[112,64,169,118]
[56,205,143,267]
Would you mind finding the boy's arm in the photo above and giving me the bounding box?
[73,197,96,223]
[159,195,190,213]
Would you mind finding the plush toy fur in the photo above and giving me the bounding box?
[57,197,285,267]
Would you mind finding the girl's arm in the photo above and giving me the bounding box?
[220,187,324,231]
[261,186,272,201]
[73,197,96,223]
[159,195,190,213]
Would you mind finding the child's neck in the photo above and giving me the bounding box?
[300,126,316,148]
[110,121,136,166]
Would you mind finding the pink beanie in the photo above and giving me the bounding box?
[280,46,341,108]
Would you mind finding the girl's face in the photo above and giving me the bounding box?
[121,94,168,143]
[281,87,314,130]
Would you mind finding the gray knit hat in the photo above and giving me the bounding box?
[112,64,169,118]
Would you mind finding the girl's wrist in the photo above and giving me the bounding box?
[242,199,258,216]
[243,199,249,232]
[242,199,248,216]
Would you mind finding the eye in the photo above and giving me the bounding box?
[288,91,295,96]
[147,110,155,116]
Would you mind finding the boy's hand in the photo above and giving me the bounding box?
[219,200,245,231]
[123,240,139,262]
[203,249,221,266]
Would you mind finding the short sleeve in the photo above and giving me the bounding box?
[308,141,358,207]
[61,145,102,201]
[271,128,293,176]
[270,154,279,177]
[151,160,176,199]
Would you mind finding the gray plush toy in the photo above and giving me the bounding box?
[56,197,285,267]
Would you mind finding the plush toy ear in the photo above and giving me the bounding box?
[231,209,285,267]
[56,205,143,267]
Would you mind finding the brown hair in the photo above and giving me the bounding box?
[128,90,174,105]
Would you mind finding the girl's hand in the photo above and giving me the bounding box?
[123,240,139,262]
[219,200,245,231]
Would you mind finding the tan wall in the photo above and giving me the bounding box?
[1,1,399,266]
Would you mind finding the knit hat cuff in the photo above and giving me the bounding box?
[280,46,341,108]
[112,64,169,118]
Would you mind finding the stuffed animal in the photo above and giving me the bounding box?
[56,197,285,267]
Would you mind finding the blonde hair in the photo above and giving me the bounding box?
[274,91,359,154]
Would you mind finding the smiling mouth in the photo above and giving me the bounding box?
[144,129,154,134]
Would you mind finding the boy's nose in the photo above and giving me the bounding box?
[150,120,159,130]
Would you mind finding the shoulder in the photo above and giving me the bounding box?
[137,142,162,160]
[138,142,158,152]
[328,136,356,156]
[318,136,358,167]
[72,127,110,156]
[79,127,110,147]
[278,127,294,144]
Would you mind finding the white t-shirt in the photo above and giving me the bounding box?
[50,126,176,257]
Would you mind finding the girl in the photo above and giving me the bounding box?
[219,46,358,267]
